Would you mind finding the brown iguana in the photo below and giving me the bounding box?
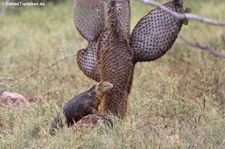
[49,81,113,135]
[63,81,113,126]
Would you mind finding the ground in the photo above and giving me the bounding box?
[0,0,225,148]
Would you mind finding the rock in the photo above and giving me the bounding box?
[0,91,30,106]
[71,113,112,131]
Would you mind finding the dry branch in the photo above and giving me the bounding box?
[138,0,225,26]
[138,0,225,59]
[19,54,76,80]
[180,36,225,59]
[221,33,225,46]
[0,54,76,93]
[0,77,14,81]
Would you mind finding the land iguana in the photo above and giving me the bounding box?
[49,81,113,135]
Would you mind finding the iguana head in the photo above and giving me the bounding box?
[96,81,113,92]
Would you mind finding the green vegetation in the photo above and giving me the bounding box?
[0,0,225,148]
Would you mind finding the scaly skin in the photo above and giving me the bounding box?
[49,81,113,135]
[63,81,113,126]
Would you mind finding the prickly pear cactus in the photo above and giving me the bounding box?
[73,0,189,118]
[131,0,185,62]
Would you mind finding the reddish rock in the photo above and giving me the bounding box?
[71,114,112,131]
[0,91,30,106]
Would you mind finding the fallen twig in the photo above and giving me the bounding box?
[138,0,225,26]
[180,35,225,59]
[0,54,76,92]
[221,33,225,46]
[19,54,76,80]
[0,77,14,81]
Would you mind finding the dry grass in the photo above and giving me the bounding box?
[0,0,225,148]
